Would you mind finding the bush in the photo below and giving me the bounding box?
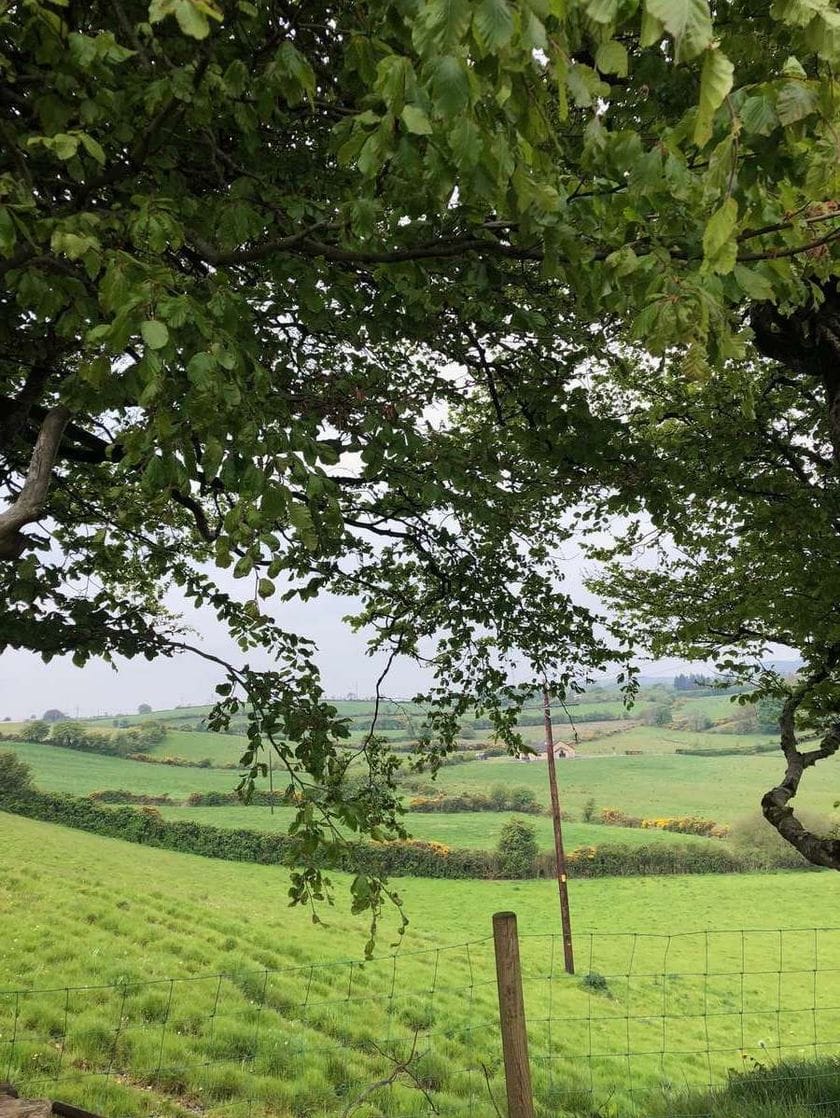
[138,703,152,715]
[407,786,543,814]
[600,807,642,828]
[581,797,596,823]
[0,752,34,795]
[88,790,175,805]
[19,719,49,742]
[728,813,820,869]
[580,971,610,996]
[496,818,538,878]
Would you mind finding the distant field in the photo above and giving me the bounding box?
[671,692,746,721]
[154,804,717,850]
[2,813,839,1118]
[0,740,237,796]
[1,739,802,827]
[580,725,774,756]
[146,729,248,762]
[431,753,811,824]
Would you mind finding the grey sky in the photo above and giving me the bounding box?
[0,550,715,720]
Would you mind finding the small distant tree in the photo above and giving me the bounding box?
[685,712,713,732]
[0,752,34,796]
[643,703,673,727]
[138,704,152,715]
[496,818,538,878]
[49,721,90,749]
[20,720,49,742]
[42,709,67,723]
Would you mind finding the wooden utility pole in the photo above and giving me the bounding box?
[492,911,536,1118]
[543,687,575,974]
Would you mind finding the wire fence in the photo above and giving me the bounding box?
[5,923,840,1116]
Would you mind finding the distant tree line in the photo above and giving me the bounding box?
[12,720,166,757]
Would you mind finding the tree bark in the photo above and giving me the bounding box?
[761,676,840,870]
[752,285,840,466]
[0,406,70,559]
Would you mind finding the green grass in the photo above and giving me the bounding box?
[1,739,806,829]
[431,753,823,824]
[3,813,840,1118]
[579,725,775,755]
[144,730,248,764]
[153,804,716,850]
[0,740,238,797]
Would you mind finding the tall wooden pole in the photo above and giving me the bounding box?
[543,687,575,974]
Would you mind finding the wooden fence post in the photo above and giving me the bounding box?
[492,911,535,1118]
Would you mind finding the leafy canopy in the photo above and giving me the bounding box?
[3,0,840,918]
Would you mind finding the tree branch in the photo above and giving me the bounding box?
[0,405,70,558]
[761,655,840,869]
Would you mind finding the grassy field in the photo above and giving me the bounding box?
[1,738,808,829]
[431,753,826,824]
[2,813,840,1118]
[153,804,717,850]
[0,740,237,796]
[577,725,775,755]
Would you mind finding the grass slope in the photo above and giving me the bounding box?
[154,804,716,850]
[3,814,840,1118]
[432,753,815,823]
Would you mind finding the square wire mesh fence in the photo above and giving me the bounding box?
[4,925,840,1116]
[519,926,840,1117]
[0,936,503,1117]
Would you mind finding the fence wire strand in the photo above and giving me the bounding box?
[4,928,840,1115]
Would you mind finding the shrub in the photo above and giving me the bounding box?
[0,752,34,795]
[580,971,610,996]
[407,787,543,814]
[88,790,175,805]
[728,813,820,869]
[496,818,538,878]
[19,719,49,742]
[600,807,642,828]
[640,816,728,838]
[581,797,596,823]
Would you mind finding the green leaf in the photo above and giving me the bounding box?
[435,0,472,51]
[739,94,779,136]
[776,81,819,125]
[140,319,169,350]
[432,55,470,115]
[202,437,225,480]
[174,0,210,38]
[448,115,483,168]
[0,207,17,255]
[595,39,628,77]
[585,0,619,22]
[401,104,433,134]
[693,48,734,147]
[79,133,106,165]
[733,263,775,302]
[289,502,318,550]
[644,0,713,61]
[473,0,515,50]
[640,8,666,46]
[51,133,80,160]
[702,196,739,274]
[257,578,275,599]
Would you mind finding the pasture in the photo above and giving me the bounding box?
[153,804,717,850]
[2,813,840,1118]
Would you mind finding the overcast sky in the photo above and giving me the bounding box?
[0,546,718,720]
